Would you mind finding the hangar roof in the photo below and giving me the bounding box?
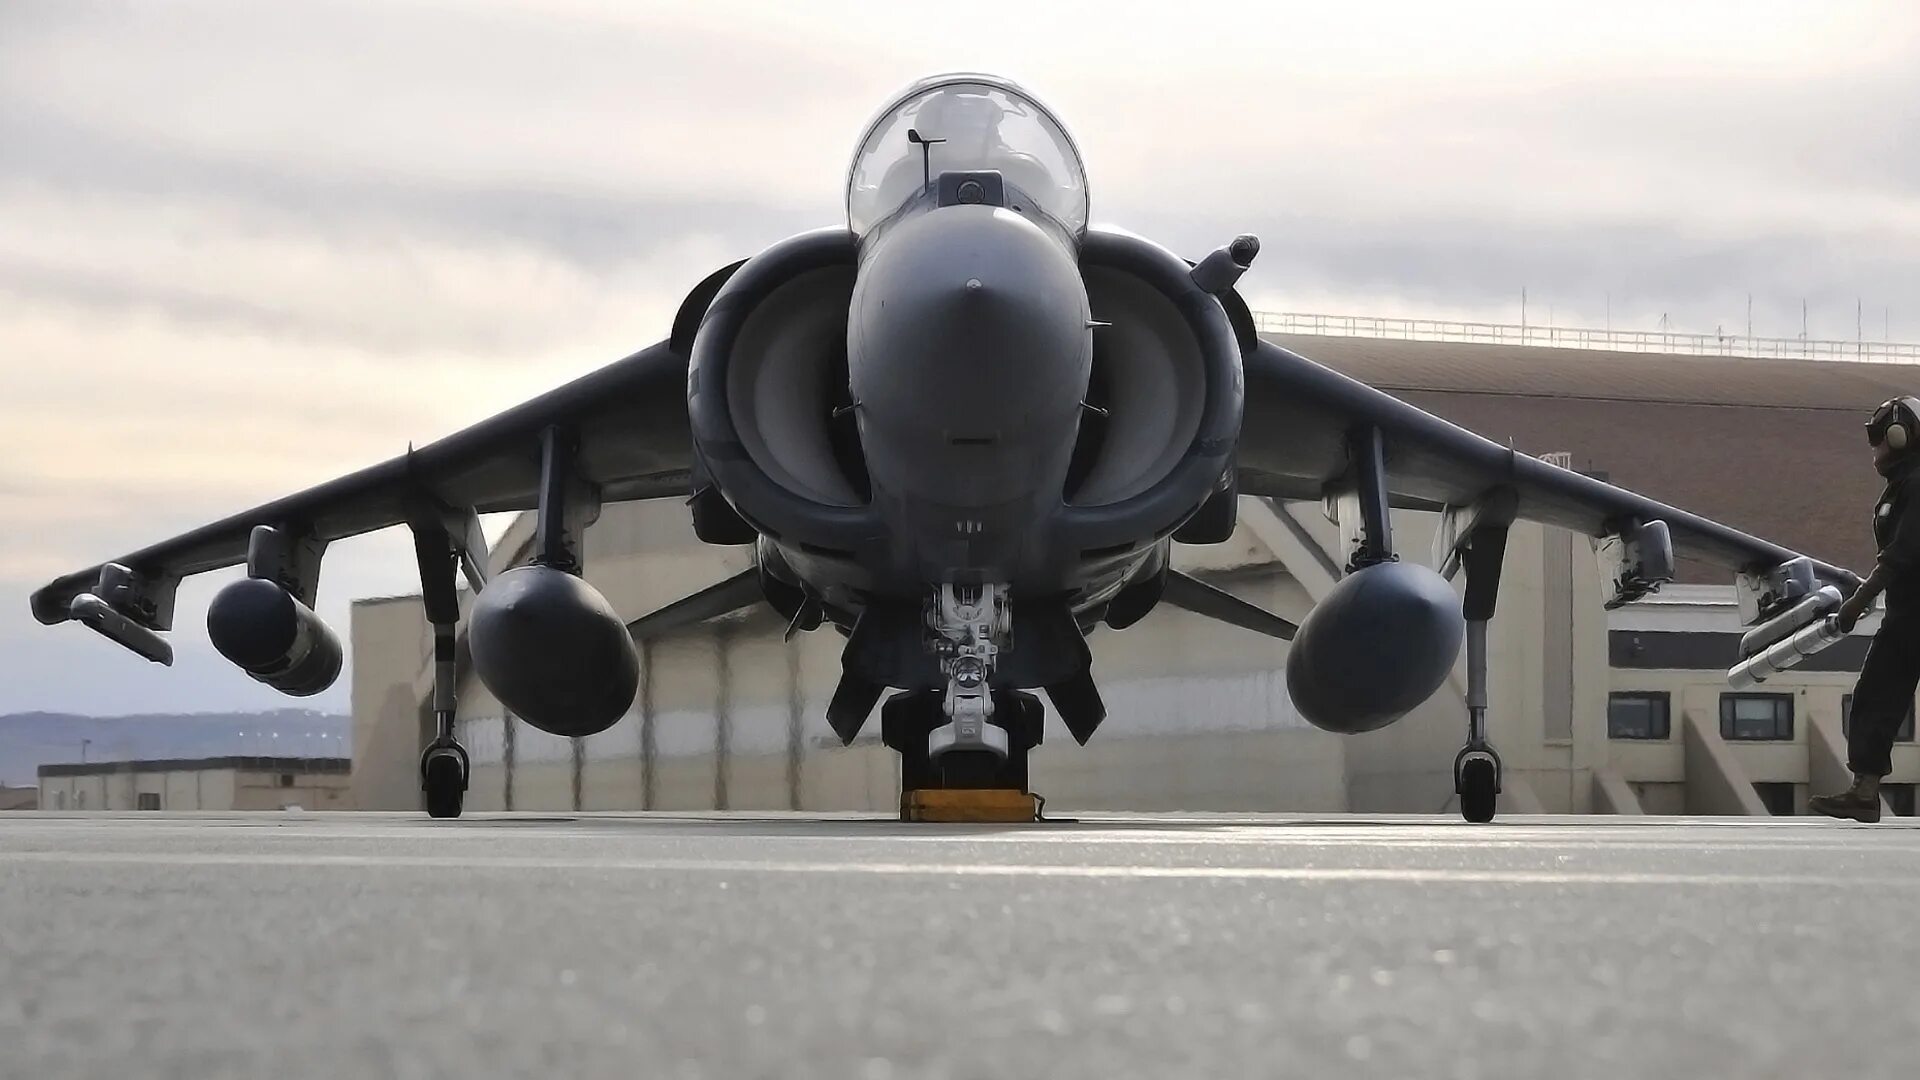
[1270,333,1917,583]
[39,756,351,778]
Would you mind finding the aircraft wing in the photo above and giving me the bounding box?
[29,340,692,630]
[1236,339,1860,595]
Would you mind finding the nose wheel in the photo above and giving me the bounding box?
[885,688,1043,820]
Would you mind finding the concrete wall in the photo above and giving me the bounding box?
[38,767,344,811]
[1600,665,1920,816]
[231,770,352,811]
[1592,769,1644,814]
[1680,710,1769,816]
[39,774,112,811]
[351,594,436,811]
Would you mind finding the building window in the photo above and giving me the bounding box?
[1752,782,1796,816]
[137,793,161,811]
[1721,693,1793,741]
[1608,693,1671,740]
[1886,784,1917,817]
[1842,695,1916,742]
[279,774,295,788]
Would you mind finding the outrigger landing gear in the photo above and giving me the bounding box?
[1447,493,1515,824]
[409,497,474,820]
[1347,427,1507,823]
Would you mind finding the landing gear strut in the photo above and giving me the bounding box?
[1451,500,1514,824]
[1452,609,1502,824]
[410,507,469,819]
[1349,427,1509,823]
[926,584,1012,761]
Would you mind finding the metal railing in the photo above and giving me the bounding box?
[1252,310,1920,364]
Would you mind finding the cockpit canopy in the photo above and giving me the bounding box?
[846,74,1088,238]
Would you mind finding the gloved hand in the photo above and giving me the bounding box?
[1838,591,1873,633]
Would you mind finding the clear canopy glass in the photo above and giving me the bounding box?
[846,74,1088,237]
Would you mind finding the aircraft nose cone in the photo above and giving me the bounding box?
[847,206,1093,508]
[850,206,1091,444]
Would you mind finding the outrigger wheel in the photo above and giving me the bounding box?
[1454,746,1502,824]
[421,741,470,820]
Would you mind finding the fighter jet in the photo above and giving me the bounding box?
[30,74,1857,822]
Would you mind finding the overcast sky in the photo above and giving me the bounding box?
[3,0,1918,716]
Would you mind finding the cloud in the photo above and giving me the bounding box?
[0,178,760,356]
[4,0,1919,712]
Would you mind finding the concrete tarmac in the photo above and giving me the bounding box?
[3,811,1917,1079]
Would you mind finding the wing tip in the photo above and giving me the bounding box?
[29,581,79,625]
[29,562,109,625]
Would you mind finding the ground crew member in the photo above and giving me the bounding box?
[1811,397,1920,823]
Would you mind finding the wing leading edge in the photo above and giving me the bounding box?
[1235,339,1860,593]
[30,340,694,632]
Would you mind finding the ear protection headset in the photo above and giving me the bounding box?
[1868,397,1920,450]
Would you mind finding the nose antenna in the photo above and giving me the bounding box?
[907,129,945,195]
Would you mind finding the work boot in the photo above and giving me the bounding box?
[1808,789,1881,823]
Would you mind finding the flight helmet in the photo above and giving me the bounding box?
[1867,397,1920,450]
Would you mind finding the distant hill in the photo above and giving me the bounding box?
[0,709,349,786]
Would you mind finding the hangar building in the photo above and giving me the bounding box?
[39,757,353,811]
[349,328,1919,817]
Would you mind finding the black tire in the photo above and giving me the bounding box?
[1460,757,1498,824]
[423,753,466,819]
[898,739,937,794]
[884,692,941,794]
[939,750,1005,789]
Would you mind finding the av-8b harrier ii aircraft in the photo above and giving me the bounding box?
[33,74,1857,822]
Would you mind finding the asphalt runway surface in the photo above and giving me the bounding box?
[3,812,1917,1079]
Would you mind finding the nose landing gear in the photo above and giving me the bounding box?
[925,584,1012,762]
[893,584,1042,821]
